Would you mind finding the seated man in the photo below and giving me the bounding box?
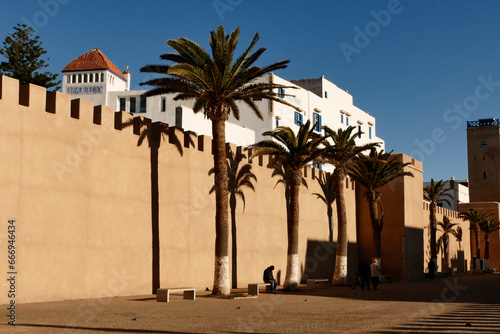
[263,265,277,293]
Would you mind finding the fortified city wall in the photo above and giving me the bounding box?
[0,76,472,303]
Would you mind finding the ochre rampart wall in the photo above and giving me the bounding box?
[0,76,358,303]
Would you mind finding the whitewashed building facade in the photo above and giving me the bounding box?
[62,49,385,154]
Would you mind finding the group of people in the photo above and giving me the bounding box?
[264,258,383,293]
[358,258,381,290]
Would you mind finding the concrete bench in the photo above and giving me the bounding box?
[307,279,329,290]
[248,283,272,295]
[156,288,196,302]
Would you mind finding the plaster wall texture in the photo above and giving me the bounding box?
[0,76,358,303]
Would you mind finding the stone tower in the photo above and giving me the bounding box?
[467,118,500,202]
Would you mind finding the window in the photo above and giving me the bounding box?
[346,116,349,126]
[161,98,166,112]
[72,74,76,83]
[66,75,70,84]
[324,91,328,98]
[358,125,362,138]
[175,107,183,128]
[78,74,82,83]
[294,111,303,126]
[100,73,104,82]
[369,126,372,139]
[276,119,279,128]
[119,98,126,111]
[130,97,136,113]
[341,114,344,124]
[89,73,93,83]
[94,73,98,82]
[312,163,322,170]
[140,96,147,113]
[83,74,88,83]
[313,112,322,132]
[278,88,285,98]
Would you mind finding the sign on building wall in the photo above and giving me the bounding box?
[67,86,103,95]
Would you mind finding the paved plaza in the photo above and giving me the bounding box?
[2,273,500,333]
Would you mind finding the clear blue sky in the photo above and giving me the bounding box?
[2,1,500,181]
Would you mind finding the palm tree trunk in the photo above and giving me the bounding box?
[284,170,301,291]
[211,118,230,295]
[368,195,382,259]
[484,235,490,263]
[474,224,481,260]
[327,205,333,243]
[332,170,348,285]
[444,238,450,273]
[230,194,237,289]
[429,204,437,265]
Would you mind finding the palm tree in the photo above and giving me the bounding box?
[312,172,336,243]
[437,216,458,273]
[479,218,500,270]
[251,121,326,291]
[458,208,488,270]
[348,148,413,259]
[140,26,298,295]
[423,179,452,269]
[272,161,308,223]
[321,126,380,285]
[209,149,257,288]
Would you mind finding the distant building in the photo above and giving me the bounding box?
[61,49,385,153]
[466,118,500,202]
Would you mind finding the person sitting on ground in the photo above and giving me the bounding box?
[263,265,277,293]
[370,258,381,290]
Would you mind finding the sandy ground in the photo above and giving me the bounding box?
[2,273,500,334]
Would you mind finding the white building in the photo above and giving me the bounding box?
[62,49,385,155]
[423,178,470,211]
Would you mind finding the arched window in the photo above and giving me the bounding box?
[95,73,98,82]
[83,74,88,83]
[67,75,71,84]
[100,73,104,82]
[89,73,93,83]
[72,74,76,83]
[78,74,82,83]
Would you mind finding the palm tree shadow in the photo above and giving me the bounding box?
[312,171,336,243]
[123,117,195,294]
[209,147,257,289]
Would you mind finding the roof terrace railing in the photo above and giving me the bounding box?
[467,118,499,128]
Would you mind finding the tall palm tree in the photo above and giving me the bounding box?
[348,148,413,259]
[251,121,326,291]
[423,179,452,268]
[479,218,500,270]
[437,216,458,273]
[209,149,257,288]
[140,26,298,295]
[272,161,308,223]
[458,208,487,270]
[321,126,380,285]
[312,172,336,243]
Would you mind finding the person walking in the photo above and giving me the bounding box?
[427,259,436,280]
[370,258,381,290]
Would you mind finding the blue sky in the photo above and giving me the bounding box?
[2,1,500,181]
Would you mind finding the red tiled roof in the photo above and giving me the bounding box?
[62,48,126,81]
